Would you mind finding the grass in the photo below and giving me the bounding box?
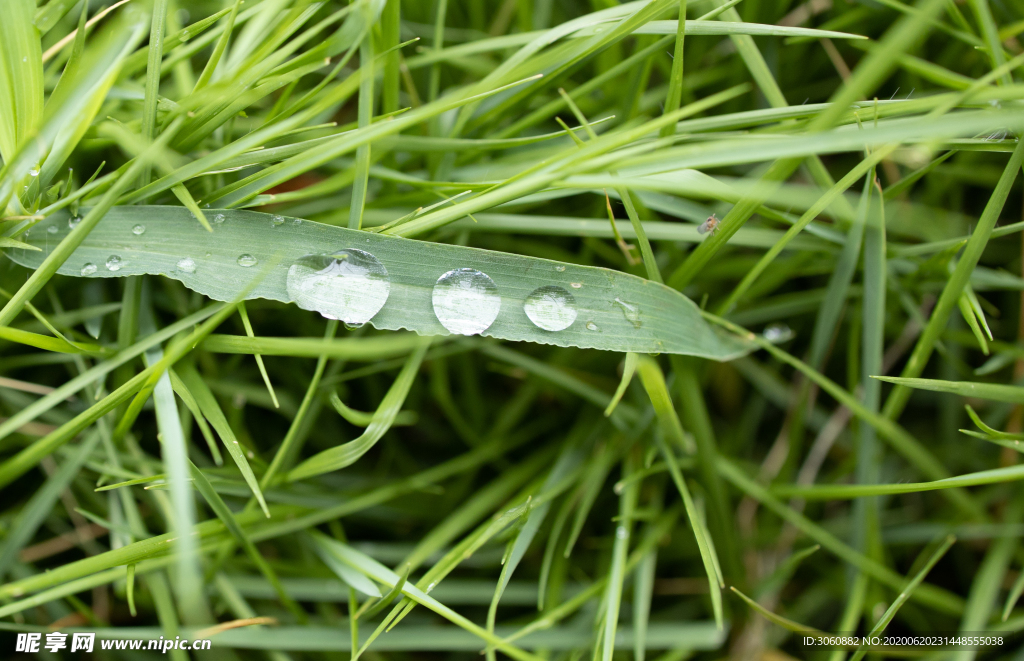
[1,0,1024,658]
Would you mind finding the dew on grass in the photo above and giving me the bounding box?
[432,268,500,336]
[524,285,577,331]
[132,224,146,235]
[177,257,196,273]
[286,249,390,326]
[613,298,641,328]
[586,321,599,331]
[237,254,258,267]
[212,214,226,225]
[763,323,794,343]
[46,225,58,234]
[271,215,285,227]
[106,255,123,271]
[68,216,81,229]
[81,263,97,276]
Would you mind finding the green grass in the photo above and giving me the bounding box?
[1,0,1024,658]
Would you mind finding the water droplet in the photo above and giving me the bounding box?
[237,254,258,267]
[29,167,39,177]
[212,213,226,224]
[270,215,285,227]
[763,323,794,343]
[46,225,58,234]
[205,252,212,258]
[432,268,501,336]
[570,282,582,289]
[177,257,196,273]
[524,285,577,332]
[586,321,599,331]
[615,526,627,539]
[106,255,123,272]
[612,298,641,328]
[180,29,191,41]
[427,582,436,592]
[344,322,364,330]
[292,218,302,225]
[68,216,81,229]
[132,224,146,235]
[81,263,97,276]
[555,265,566,272]
[286,249,390,325]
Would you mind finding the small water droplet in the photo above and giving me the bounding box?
[205,252,212,258]
[237,254,258,267]
[177,257,196,273]
[286,249,390,325]
[524,285,577,332]
[586,321,599,331]
[46,225,58,234]
[613,298,641,328]
[68,216,81,229]
[81,263,97,276]
[432,268,501,336]
[555,265,566,272]
[427,582,436,592]
[106,255,124,272]
[132,224,146,235]
[212,213,226,224]
[180,29,191,41]
[615,526,627,539]
[763,323,793,343]
[270,215,285,227]
[570,282,582,289]
[21,57,27,63]
[292,218,302,225]
[344,322,364,330]
[29,167,39,177]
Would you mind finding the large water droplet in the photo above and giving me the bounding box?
[106,255,123,272]
[81,263,97,276]
[212,213,226,225]
[613,298,641,328]
[286,249,390,325]
[177,257,196,273]
[524,285,577,332]
[46,225,58,234]
[132,224,146,235]
[237,254,258,267]
[432,268,501,336]
[271,215,285,227]
[763,323,793,343]
[68,216,81,229]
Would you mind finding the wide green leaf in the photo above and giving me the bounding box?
[9,207,749,359]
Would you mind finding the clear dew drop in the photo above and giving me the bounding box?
[432,268,501,336]
[237,254,258,267]
[176,257,196,273]
[555,265,566,272]
[612,297,641,329]
[586,321,599,331]
[29,167,39,177]
[286,249,390,326]
[212,213,226,225]
[344,322,364,330]
[46,225,58,234]
[292,218,302,225]
[68,216,81,229]
[180,29,191,41]
[106,255,123,272]
[132,224,146,235]
[81,263,97,276]
[270,215,285,227]
[763,323,794,343]
[524,285,577,332]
